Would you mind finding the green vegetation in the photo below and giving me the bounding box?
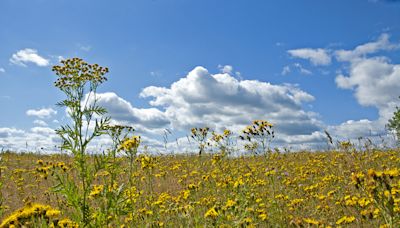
[1,150,400,227]
[0,58,399,227]
[388,97,400,144]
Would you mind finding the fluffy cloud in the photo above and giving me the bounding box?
[335,57,400,111]
[10,48,49,67]
[0,124,165,154]
[287,48,331,65]
[0,68,5,73]
[0,128,24,138]
[22,129,57,152]
[218,65,233,74]
[0,125,111,153]
[329,34,400,143]
[26,108,57,119]
[334,34,400,121]
[30,126,55,135]
[84,92,170,134]
[285,33,400,146]
[335,33,399,62]
[33,119,48,127]
[328,119,380,139]
[0,127,58,152]
[326,118,397,149]
[140,66,322,141]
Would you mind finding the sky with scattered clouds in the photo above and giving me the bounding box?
[0,0,400,153]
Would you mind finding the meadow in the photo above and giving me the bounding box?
[0,148,399,227]
[1,58,400,227]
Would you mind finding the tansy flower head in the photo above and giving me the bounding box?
[204,207,219,219]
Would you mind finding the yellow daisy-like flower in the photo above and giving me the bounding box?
[56,218,79,228]
[336,215,356,225]
[89,184,104,199]
[303,218,320,225]
[259,213,268,221]
[204,207,219,219]
[0,203,61,227]
[46,209,61,217]
[119,136,141,152]
[225,199,236,208]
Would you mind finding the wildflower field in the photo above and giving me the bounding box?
[1,58,400,227]
[0,149,400,227]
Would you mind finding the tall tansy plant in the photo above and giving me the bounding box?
[52,58,110,225]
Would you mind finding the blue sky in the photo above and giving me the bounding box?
[1,0,400,152]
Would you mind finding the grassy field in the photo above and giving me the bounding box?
[0,149,399,227]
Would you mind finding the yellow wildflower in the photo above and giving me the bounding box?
[204,207,219,219]
[303,218,320,225]
[89,185,104,199]
[225,199,236,208]
[336,215,356,225]
[259,213,268,221]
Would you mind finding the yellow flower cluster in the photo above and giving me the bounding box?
[336,215,356,225]
[211,129,232,143]
[35,160,69,179]
[53,58,108,89]
[119,136,141,153]
[241,120,273,140]
[191,127,210,138]
[138,155,156,170]
[0,203,63,227]
[204,207,219,219]
[89,185,104,199]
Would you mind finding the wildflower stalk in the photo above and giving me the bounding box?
[0,156,4,217]
[190,127,210,155]
[52,58,109,226]
[240,120,274,155]
[119,135,141,217]
[104,125,134,222]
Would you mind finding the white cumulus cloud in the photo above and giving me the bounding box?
[30,127,55,135]
[0,128,25,138]
[140,66,322,141]
[335,33,399,62]
[328,34,400,144]
[33,119,48,127]
[218,64,233,74]
[83,92,170,134]
[328,119,380,139]
[334,34,400,123]
[335,57,400,110]
[10,48,50,67]
[26,108,57,119]
[287,48,331,65]
[286,33,400,146]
